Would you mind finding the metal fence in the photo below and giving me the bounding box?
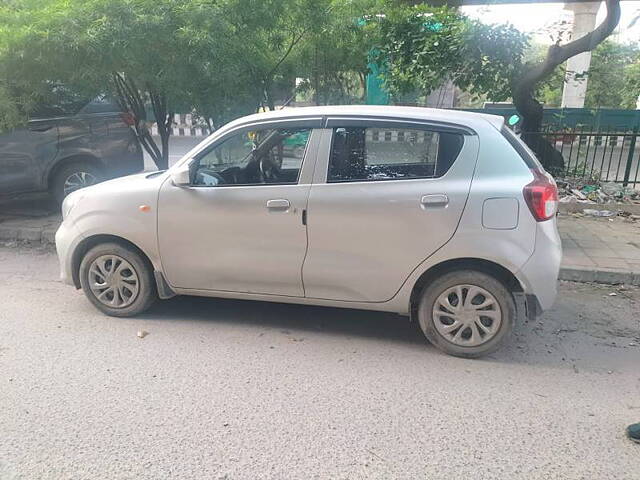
[465,107,640,132]
[526,127,640,187]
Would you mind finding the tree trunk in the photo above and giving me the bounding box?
[112,73,165,169]
[512,0,621,173]
[160,131,170,170]
[512,77,564,172]
[205,116,216,134]
[358,71,366,102]
[313,43,320,105]
[149,89,172,170]
[264,82,275,111]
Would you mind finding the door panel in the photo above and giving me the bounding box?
[158,183,310,296]
[302,127,479,303]
[0,121,58,194]
[157,125,321,297]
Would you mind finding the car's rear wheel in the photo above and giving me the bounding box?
[51,162,102,204]
[79,242,157,317]
[417,270,516,358]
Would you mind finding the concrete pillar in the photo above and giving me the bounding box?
[560,1,601,108]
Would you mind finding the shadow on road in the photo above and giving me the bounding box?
[143,295,427,347]
[135,283,640,370]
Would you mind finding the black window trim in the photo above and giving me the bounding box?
[325,123,465,184]
[324,116,476,136]
[194,117,323,162]
[190,123,316,188]
[501,125,540,169]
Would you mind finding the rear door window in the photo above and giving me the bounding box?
[328,126,463,183]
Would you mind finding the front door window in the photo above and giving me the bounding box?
[193,128,311,186]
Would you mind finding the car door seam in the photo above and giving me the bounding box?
[299,128,323,297]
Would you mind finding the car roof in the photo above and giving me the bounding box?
[175,105,505,168]
[224,105,504,131]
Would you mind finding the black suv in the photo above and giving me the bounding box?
[0,96,143,203]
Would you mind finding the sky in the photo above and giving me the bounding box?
[461,1,640,44]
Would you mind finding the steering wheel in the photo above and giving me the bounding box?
[259,154,281,182]
[195,169,226,186]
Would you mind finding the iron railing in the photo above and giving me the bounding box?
[524,127,640,187]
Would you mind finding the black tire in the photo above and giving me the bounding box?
[51,161,102,204]
[79,242,157,317]
[417,270,516,358]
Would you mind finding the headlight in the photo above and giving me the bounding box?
[61,192,83,220]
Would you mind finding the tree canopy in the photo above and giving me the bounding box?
[0,0,317,167]
[375,5,529,103]
[0,0,633,171]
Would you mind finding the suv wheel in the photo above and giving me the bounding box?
[52,162,102,204]
[79,242,157,317]
[417,270,516,358]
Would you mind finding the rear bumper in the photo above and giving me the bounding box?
[517,218,562,311]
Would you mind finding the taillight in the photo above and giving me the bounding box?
[120,112,135,126]
[523,168,558,221]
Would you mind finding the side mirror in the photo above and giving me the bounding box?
[171,162,192,186]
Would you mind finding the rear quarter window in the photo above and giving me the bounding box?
[501,126,541,169]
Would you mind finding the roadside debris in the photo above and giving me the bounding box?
[137,330,149,339]
[583,209,617,217]
[557,179,640,220]
[557,179,640,206]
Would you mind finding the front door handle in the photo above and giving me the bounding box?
[421,194,449,208]
[266,199,290,210]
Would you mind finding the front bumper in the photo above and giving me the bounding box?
[55,220,85,287]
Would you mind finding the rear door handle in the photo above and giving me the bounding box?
[421,194,449,208]
[266,199,290,210]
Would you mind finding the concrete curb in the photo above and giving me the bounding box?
[559,266,639,286]
[0,225,57,244]
[0,219,58,245]
[2,227,638,286]
[2,214,638,286]
[558,202,640,215]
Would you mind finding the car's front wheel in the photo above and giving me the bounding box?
[417,270,516,358]
[79,242,157,317]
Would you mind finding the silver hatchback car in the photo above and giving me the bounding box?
[56,106,561,358]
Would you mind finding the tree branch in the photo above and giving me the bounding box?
[516,0,620,97]
[112,73,165,168]
[512,0,621,172]
[266,28,307,80]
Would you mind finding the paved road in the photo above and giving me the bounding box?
[0,246,639,479]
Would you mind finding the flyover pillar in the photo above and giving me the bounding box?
[560,1,601,108]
